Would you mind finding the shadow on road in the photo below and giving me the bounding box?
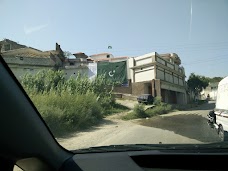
[57,119,117,139]
[184,102,215,111]
[139,114,220,143]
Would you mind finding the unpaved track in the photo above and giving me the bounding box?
[57,101,219,151]
[14,101,220,170]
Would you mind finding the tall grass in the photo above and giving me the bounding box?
[31,91,102,136]
[20,69,123,136]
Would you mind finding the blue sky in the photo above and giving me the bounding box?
[1,0,228,78]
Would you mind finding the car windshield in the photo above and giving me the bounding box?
[1,0,228,153]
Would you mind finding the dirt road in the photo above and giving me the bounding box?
[57,101,220,150]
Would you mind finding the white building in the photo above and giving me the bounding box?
[1,39,65,80]
[128,52,187,104]
[89,53,114,61]
[200,82,219,100]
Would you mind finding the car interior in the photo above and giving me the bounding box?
[1,54,228,171]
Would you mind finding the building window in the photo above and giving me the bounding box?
[69,62,74,66]
[20,57,23,60]
[107,55,110,58]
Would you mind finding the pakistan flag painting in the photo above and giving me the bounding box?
[97,61,128,84]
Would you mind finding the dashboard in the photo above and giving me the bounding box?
[63,150,228,171]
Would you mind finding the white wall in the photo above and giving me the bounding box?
[8,65,52,80]
[134,66,155,82]
[90,54,114,60]
[64,67,88,79]
[88,63,97,80]
[134,52,156,61]
[128,57,134,81]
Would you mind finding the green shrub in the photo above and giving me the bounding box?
[122,104,148,120]
[133,104,148,118]
[21,69,65,93]
[122,112,138,120]
[153,96,162,105]
[20,69,127,136]
[30,91,102,136]
[146,103,172,117]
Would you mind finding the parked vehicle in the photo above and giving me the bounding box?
[137,94,153,105]
[207,76,228,141]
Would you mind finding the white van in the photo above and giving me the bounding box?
[208,76,228,141]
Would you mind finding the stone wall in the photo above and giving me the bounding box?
[132,82,146,96]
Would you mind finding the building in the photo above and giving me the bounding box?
[200,82,219,100]
[0,39,187,104]
[89,53,114,61]
[128,52,187,104]
[64,52,90,79]
[0,39,65,80]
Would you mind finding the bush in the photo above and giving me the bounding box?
[133,104,148,118]
[31,91,102,136]
[21,69,65,93]
[20,69,124,136]
[122,112,137,120]
[153,96,162,105]
[146,103,172,117]
[122,104,148,120]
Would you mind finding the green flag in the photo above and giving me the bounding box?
[97,61,127,84]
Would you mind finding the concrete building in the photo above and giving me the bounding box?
[0,39,65,80]
[64,55,89,79]
[200,82,219,100]
[89,53,114,61]
[0,39,187,104]
[129,52,187,104]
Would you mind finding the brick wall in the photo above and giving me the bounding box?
[132,82,145,96]
[113,80,132,94]
[113,86,132,94]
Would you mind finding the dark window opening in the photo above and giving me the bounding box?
[107,55,110,58]
[20,57,23,60]
[69,62,74,66]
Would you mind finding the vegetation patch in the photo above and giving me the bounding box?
[122,97,172,120]
[20,69,128,137]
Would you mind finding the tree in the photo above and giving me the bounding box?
[64,51,72,58]
[208,77,223,83]
[187,73,209,100]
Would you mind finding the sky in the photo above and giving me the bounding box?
[1,0,228,78]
